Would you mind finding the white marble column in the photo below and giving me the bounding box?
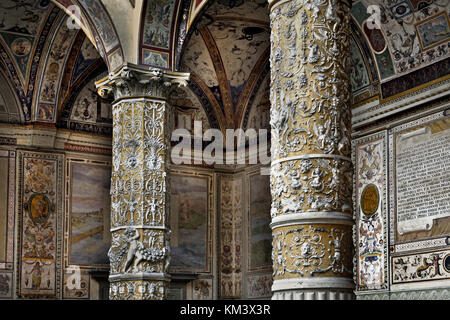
[96,65,189,300]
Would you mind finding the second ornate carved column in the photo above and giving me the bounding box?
[269,0,354,299]
[96,65,189,300]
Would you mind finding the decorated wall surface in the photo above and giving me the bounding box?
[353,132,388,291]
[0,0,449,301]
[16,150,64,298]
[218,173,243,298]
[354,97,450,299]
[245,169,272,299]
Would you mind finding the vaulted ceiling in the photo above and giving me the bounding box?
[0,0,448,133]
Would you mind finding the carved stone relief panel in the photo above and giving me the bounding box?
[392,250,450,284]
[271,158,353,217]
[353,132,388,291]
[272,224,353,280]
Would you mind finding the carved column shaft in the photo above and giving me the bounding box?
[96,66,189,300]
[269,0,354,299]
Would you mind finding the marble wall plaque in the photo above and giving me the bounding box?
[396,124,450,235]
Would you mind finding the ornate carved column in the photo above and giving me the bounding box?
[268,0,354,299]
[96,65,189,300]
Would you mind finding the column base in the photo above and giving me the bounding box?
[109,273,171,300]
[271,277,355,300]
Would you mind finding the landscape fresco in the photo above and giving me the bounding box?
[416,13,450,50]
[70,163,111,266]
[170,175,208,270]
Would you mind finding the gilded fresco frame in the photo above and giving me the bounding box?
[168,166,215,275]
[415,11,450,51]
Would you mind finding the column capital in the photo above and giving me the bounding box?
[95,63,190,101]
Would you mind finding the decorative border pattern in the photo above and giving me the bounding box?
[15,150,64,299]
[356,287,450,300]
[391,249,450,284]
[219,173,243,299]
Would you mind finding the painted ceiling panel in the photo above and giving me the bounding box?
[352,0,450,82]
[181,30,218,87]
[0,0,54,83]
[207,20,269,90]
[204,0,269,22]
[35,14,78,122]
[71,35,100,85]
[181,0,270,130]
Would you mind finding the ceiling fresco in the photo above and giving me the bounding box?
[180,0,270,131]
[0,0,62,121]
[351,0,450,82]
[0,0,448,131]
[139,0,182,70]
[35,14,79,122]
[187,0,450,104]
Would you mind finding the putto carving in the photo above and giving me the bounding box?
[272,225,352,278]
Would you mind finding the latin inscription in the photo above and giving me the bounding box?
[396,126,450,234]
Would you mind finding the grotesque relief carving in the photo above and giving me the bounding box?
[269,0,353,298]
[392,251,450,284]
[272,225,352,279]
[97,66,189,300]
[110,280,165,300]
[271,158,352,217]
[269,0,351,161]
[108,228,167,275]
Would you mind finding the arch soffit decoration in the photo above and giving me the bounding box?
[50,0,124,73]
[0,65,25,124]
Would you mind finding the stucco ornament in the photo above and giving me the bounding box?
[97,64,189,300]
[268,0,353,300]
